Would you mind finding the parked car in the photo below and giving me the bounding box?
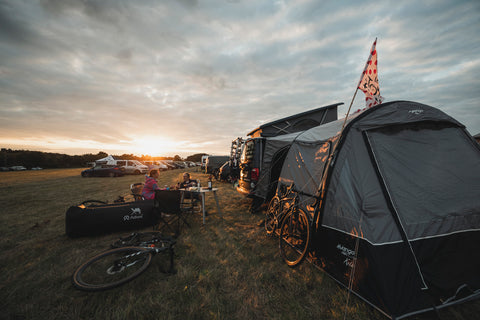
[173,161,187,169]
[81,165,125,177]
[9,166,27,171]
[159,160,176,170]
[205,156,229,175]
[142,161,168,171]
[104,160,148,175]
[217,161,231,181]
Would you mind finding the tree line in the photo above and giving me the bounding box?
[0,148,206,169]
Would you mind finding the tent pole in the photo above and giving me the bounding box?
[317,87,359,199]
[333,88,366,319]
[314,87,360,226]
[343,216,362,320]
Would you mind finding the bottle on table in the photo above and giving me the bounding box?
[207,175,213,190]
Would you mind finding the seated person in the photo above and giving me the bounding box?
[176,172,200,201]
[176,172,197,189]
[142,169,161,200]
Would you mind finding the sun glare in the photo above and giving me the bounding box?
[131,137,176,157]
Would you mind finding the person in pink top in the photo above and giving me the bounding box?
[142,169,160,200]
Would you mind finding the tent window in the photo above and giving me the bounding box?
[292,119,320,132]
[278,141,331,206]
[367,123,480,238]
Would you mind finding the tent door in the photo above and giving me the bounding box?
[363,129,429,290]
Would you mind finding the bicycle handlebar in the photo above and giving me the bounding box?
[287,184,319,199]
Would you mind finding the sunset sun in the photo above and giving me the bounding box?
[131,136,176,157]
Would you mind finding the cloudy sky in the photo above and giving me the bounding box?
[1,0,479,157]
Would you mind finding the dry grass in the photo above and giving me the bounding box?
[0,168,478,320]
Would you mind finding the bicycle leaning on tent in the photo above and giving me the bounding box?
[274,184,314,267]
[265,184,298,236]
[72,231,176,291]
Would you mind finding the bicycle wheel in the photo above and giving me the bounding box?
[279,208,310,267]
[265,196,280,235]
[72,247,153,291]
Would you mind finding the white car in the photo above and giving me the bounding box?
[142,161,168,171]
[9,166,27,171]
[104,160,148,174]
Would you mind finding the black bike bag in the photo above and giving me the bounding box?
[65,200,157,238]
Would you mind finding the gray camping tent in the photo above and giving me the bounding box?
[248,103,342,201]
[252,131,304,200]
[276,101,480,319]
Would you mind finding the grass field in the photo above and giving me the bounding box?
[1,168,479,320]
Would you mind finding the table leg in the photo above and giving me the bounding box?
[202,192,206,224]
[213,191,222,218]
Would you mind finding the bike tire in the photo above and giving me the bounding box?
[279,208,310,267]
[72,247,153,291]
[265,196,280,235]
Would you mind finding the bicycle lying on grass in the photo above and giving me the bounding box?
[72,231,176,291]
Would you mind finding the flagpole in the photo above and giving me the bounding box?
[316,86,359,204]
[341,87,360,133]
[315,39,376,222]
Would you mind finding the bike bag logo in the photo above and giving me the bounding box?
[123,207,143,221]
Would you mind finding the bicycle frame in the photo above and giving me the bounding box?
[266,184,300,235]
[113,233,176,273]
[72,232,176,291]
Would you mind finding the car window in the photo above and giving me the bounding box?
[117,160,126,166]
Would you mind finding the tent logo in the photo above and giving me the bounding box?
[336,244,355,258]
[408,109,424,115]
[337,244,356,268]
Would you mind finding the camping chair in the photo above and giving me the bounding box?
[130,183,144,201]
[180,189,202,214]
[154,190,192,236]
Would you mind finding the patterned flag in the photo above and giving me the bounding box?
[358,38,384,108]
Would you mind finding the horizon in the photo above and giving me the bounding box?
[0,147,215,160]
[1,1,479,156]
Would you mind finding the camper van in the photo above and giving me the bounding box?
[236,103,341,205]
[237,137,264,196]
